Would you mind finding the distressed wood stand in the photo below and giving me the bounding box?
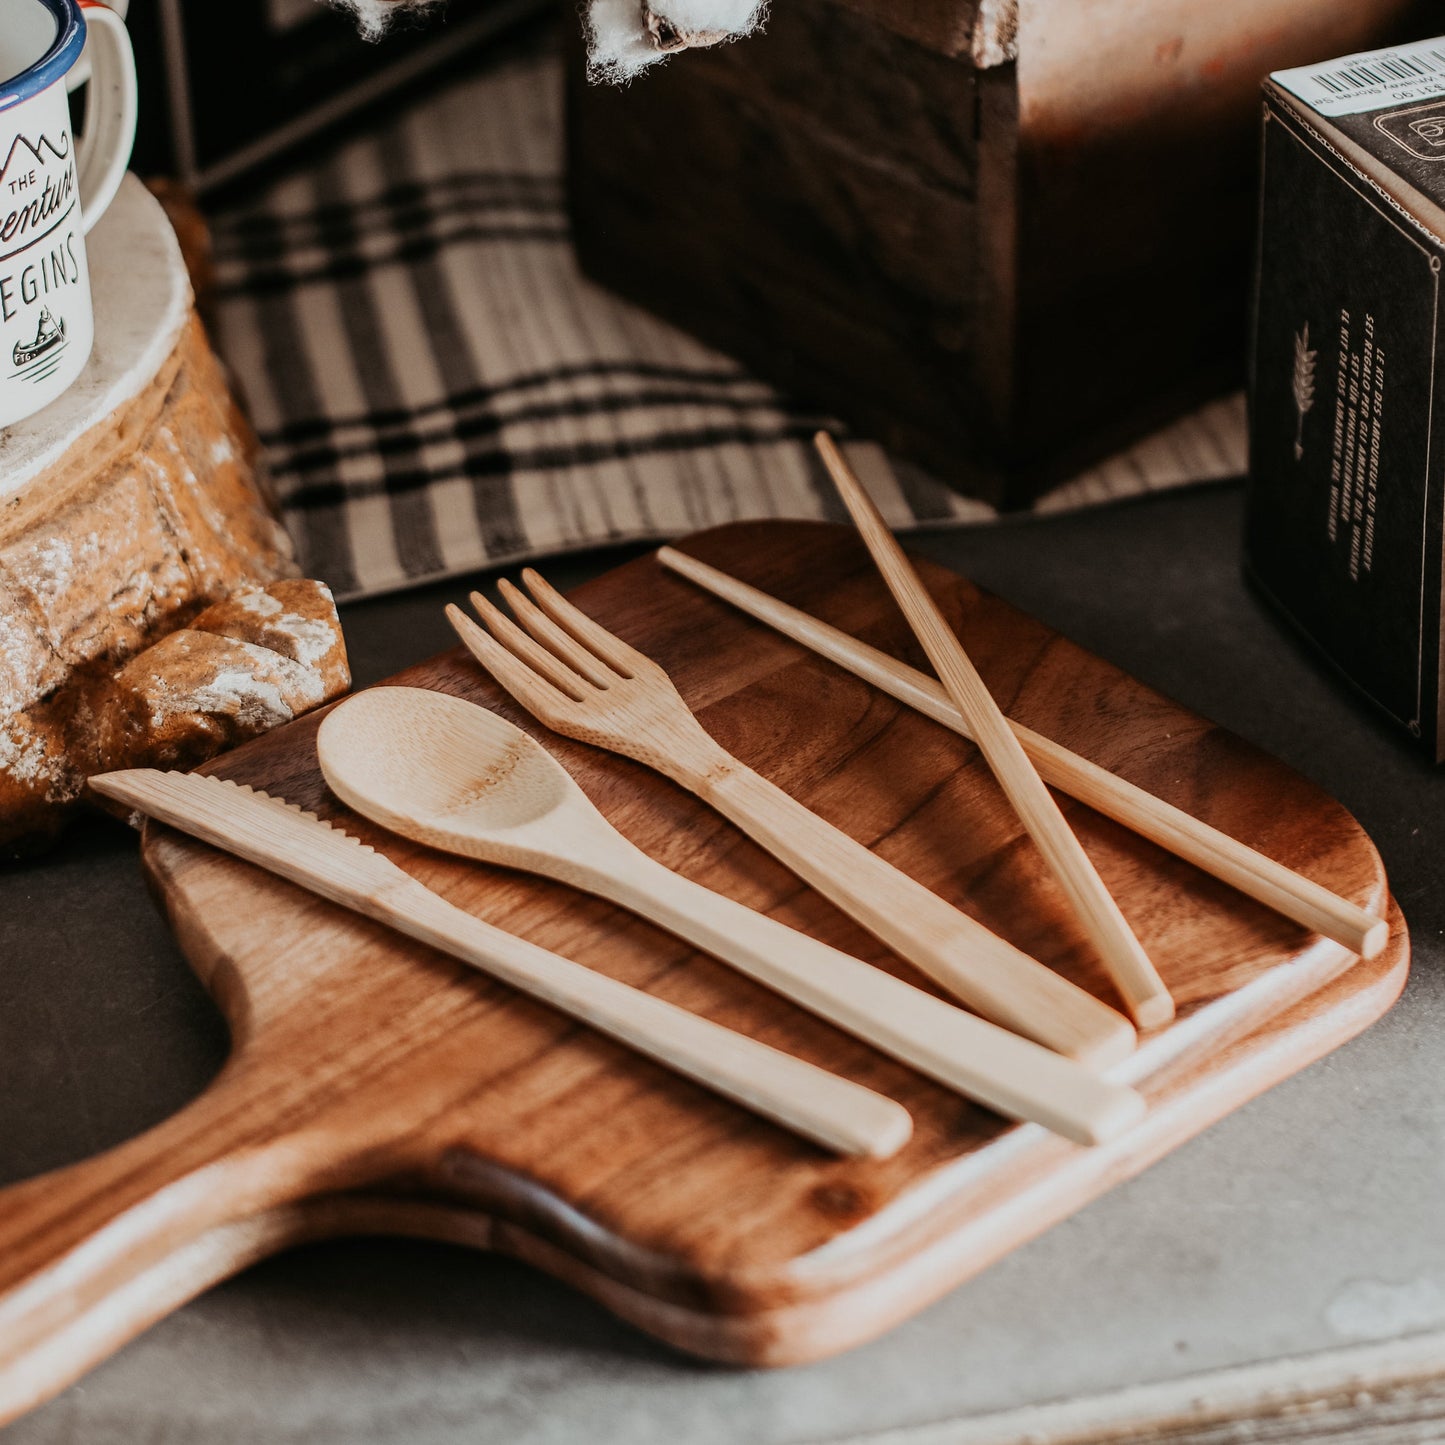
[0,177,345,855]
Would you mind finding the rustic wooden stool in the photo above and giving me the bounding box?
[0,176,347,856]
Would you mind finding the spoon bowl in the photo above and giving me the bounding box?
[320,687,588,852]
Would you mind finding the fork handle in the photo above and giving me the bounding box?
[674,755,1138,1067]
[584,845,1144,1144]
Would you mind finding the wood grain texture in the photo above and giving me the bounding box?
[0,177,307,854]
[0,520,1409,1423]
[90,769,915,1160]
[0,309,300,854]
[564,7,997,494]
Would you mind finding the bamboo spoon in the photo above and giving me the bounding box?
[814,431,1176,1029]
[445,571,1139,1067]
[317,687,1145,1146]
[654,545,1387,959]
[90,768,912,1159]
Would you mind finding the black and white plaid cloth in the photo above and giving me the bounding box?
[211,52,1246,601]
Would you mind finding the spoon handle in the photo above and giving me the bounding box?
[575,845,1145,1147]
[387,882,911,1158]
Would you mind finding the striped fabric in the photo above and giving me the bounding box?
[211,51,1247,602]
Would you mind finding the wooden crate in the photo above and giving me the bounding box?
[566,0,1429,505]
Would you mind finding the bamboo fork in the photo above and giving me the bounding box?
[814,431,1175,1029]
[655,545,1388,959]
[445,570,1140,1067]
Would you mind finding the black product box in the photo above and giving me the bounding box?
[1247,38,1445,759]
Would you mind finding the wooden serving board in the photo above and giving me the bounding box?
[0,520,1408,1424]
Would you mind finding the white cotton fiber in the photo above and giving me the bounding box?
[321,0,442,41]
[322,0,762,82]
[586,0,767,82]
[584,0,666,81]
[643,0,764,34]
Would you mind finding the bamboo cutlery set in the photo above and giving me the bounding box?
[92,437,1389,1161]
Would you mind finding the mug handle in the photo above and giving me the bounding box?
[69,1,138,233]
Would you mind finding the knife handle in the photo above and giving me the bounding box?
[380,882,913,1160]
[85,769,909,1160]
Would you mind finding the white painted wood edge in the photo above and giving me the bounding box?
[0,174,192,501]
[823,1328,1445,1444]
[787,937,1346,1284]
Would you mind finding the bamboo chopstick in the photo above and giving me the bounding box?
[814,432,1175,1028]
[655,546,1387,959]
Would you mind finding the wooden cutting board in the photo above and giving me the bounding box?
[0,520,1409,1425]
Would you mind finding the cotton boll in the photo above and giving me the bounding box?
[321,0,443,41]
[319,0,763,82]
[585,0,767,82]
[650,0,763,37]
[586,0,670,81]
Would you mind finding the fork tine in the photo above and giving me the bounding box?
[498,578,617,689]
[520,567,644,679]
[465,592,595,701]
[446,604,584,711]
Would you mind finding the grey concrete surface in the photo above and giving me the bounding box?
[3,481,1443,1443]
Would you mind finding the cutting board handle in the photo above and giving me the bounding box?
[0,1054,340,1423]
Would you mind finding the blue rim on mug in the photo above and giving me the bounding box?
[0,0,85,109]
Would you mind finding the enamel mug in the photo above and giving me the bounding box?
[0,0,136,428]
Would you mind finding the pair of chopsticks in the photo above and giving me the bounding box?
[657,434,1385,1020]
[815,435,1172,1027]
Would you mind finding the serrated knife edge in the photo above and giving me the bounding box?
[89,769,420,918]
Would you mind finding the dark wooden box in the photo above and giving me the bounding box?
[567,0,1427,505]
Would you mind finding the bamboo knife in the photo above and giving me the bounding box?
[89,769,913,1159]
